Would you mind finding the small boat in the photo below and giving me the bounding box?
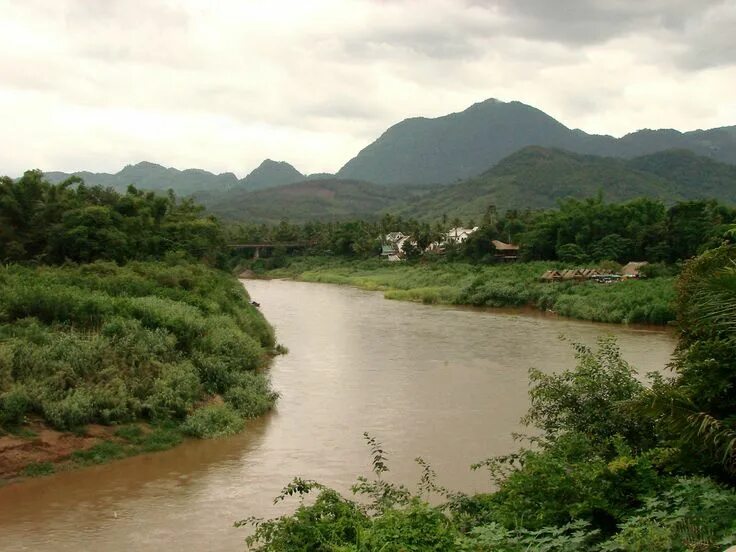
[250,300,261,308]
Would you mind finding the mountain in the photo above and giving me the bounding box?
[337,99,736,185]
[45,161,238,195]
[200,179,431,224]
[392,147,736,221]
[238,159,305,191]
[202,147,736,223]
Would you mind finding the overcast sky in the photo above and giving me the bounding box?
[2,0,736,177]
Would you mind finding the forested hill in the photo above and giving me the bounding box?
[337,98,736,185]
[199,178,426,224]
[45,161,239,196]
[393,147,736,220]
[201,147,736,222]
[238,159,305,191]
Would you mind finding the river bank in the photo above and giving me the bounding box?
[0,419,185,484]
[253,257,676,325]
[0,261,279,485]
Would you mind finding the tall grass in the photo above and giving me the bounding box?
[0,260,278,434]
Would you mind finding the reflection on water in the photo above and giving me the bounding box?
[0,279,675,551]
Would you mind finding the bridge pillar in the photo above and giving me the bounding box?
[253,247,260,260]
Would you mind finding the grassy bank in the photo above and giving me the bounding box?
[0,259,279,481]
[260,257,676,324]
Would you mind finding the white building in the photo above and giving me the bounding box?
[381,232,415,261]
[444,227,478,244]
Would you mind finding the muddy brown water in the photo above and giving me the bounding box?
[0,279,676,551]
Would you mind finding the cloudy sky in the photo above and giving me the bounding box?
[2,0,735,177]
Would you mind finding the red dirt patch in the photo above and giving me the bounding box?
[0,422,116,480]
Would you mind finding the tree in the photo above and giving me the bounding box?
[556,243,589,264]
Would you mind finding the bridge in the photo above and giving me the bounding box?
[227,242,311,258]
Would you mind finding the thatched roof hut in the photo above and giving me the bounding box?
[540,269,562,282]
[621,261,648,278]
[560,269,587,280]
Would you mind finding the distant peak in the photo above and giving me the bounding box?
[258,159,295,168]
[240,158,305,190]
[130,160,164,169]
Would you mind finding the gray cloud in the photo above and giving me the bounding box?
[0,0,734,177]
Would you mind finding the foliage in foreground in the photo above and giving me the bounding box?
[237,246,736,551]
[239,434,736,551]
[0,259,278,435]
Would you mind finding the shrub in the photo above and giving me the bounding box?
[181,404,244,438]
[243,489,368,551]
[360,499,459,551]
[145,362,202,420]
[22,462,55,477]
[224,372,278,418]
[0,385,31,426]
[602,478,736,551]
[72,440,127,465]
[41,388,96,430]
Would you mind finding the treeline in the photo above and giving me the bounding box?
[228,197,735,265]
[1,170,224,265]
[240,246,736,551]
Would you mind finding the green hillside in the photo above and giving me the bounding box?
[393,147,675,220]
[205,147,736,223]
[238,159,305,191]
[202,179,431,224]
[628,149,736,199]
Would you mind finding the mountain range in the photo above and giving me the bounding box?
[44,158,309,195]
[30,98,736,221]
[197,147,736,223]
[337,99,736,185]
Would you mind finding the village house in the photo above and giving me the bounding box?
[491,240,520,261]
[380,232,414,261]
[445,227,478,244]
[426,226,479,254]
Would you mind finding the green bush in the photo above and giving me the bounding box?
[360,500,459,551]
[41,388,96,430]
[0,261,276,435]
[72,440,127,465]
[602,478,736,551]
[22,462,55,477]
[181,404,245,438]
[145,362,202,420]
[224,372,278,418]
[0,386,31,426]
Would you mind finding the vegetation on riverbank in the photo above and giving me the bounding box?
[240,245,736,551]
[256,257,676,325]
[0,171,279,480]
[0,260,278,480]
[231,195,733,325]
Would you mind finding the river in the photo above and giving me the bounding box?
[0,279,675,551]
